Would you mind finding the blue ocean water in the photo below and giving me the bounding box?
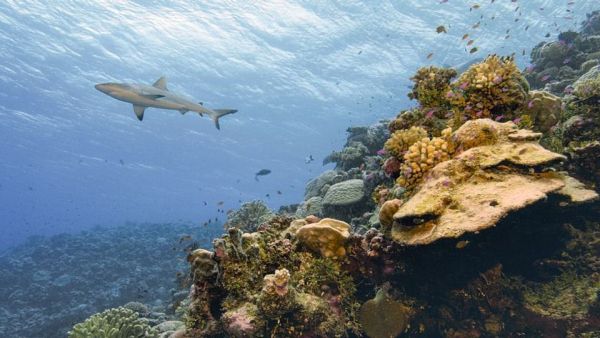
[0,0,596,250]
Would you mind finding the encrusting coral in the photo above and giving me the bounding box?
[448,55,529,121]
[359,286,413,338]
[68,307,157,338]
[384,119,598,245]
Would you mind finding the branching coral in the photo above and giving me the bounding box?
[384,126,428,158]
[408,66,457,110]
[68,307,157,338]
[397,127,454,188]
[449,55,529,121]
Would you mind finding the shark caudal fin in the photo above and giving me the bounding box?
[209,109,237,130]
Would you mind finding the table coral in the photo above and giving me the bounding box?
[385,119,598,245]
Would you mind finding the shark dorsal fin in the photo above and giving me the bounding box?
[152,76,168,90]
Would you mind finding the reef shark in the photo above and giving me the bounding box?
[95,76,237,129]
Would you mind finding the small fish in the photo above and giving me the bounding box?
[471,4,480,10]
[540,74,551,82]
[467,40,475,46]
[255,169,272,181]
[358,50,362,54]
[427,52,434,59]
[545,33,551,38]
[376,149,386,156]
[459,81,469,90]
[203,201,207,206]
[436,25,447,33]
[304,155,314,164]
[462,33,469,40]
[179,235,192,243]
[265,193,270,198]
[472,21,480,29]
[217,201,224,206]
[425,109,436,118]
[456,240,470,249]
[528,100,534,108]
[469,47,478,54]
[119,159,125,165]
[277,190,282,195]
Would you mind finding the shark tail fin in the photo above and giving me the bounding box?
[210,109,237,130]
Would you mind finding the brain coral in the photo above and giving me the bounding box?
[384,126,428,158]
[449,55,529,120]
[68,307,157,338]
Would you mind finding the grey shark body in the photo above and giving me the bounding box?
[95,76,237,129]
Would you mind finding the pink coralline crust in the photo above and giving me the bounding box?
[383,157,402,177]
[224,305,256,336]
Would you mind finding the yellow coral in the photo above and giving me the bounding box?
[397,127,454,188]
[449,55,529,121]
[384,126,428,158]
[296,218,351,259]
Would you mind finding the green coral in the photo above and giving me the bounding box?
[408,66,457,110]
[574,73,600,101]
[68,307,157,338]
[523,271,600,319]
[225,200,274,232]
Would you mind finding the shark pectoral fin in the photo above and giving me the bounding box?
[179,109,188,114]
[133,105,146,121]
[152,76,168,90]
[198,102,203,106]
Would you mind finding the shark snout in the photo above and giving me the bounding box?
[95,83,111,94]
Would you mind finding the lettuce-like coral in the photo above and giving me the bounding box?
[68,307,157,338]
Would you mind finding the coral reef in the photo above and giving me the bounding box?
[184,216,361,337]
[224,200,274,233]
[0,223,216,338]
[68,307,157,338]
[449,55,529,120]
